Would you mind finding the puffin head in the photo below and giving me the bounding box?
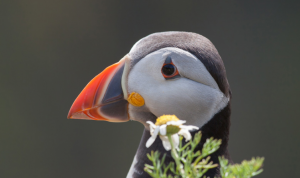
[68,32,230,131]
[68,32,231,178]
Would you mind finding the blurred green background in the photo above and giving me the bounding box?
[1,1,299,178]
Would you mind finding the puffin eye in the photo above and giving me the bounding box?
[162,64,176,76]
[161,59,180,79]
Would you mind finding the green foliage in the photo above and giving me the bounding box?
[145,131,221,178]
[144,131,264,178]
[219,156,264,178]
[144,151,173,178]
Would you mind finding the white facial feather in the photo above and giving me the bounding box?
[127,47,229,129]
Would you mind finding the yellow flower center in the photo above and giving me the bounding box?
[155,115,180,126]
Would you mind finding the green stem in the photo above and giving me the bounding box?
[167,134,184,176]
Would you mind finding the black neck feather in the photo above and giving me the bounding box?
[131,103,231,178]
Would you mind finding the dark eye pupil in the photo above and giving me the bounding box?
[162,64,175,76]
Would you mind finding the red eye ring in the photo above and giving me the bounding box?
[161,62,180,79]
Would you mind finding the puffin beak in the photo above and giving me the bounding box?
[67,56,129,122]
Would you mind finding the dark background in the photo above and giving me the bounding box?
[1,1,299,178]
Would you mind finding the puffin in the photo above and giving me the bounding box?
[67,31,232,178]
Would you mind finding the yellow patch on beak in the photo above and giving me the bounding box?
[127,92,145,107]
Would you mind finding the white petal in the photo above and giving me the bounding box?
[179,125,199,131]
[160,135,169,142]
[159,125,167,135]
[172,134,180,149]
[146,121,156,127]
[146,121,156,134]
[178,120,186,124]
[152,126,160,137]
[178,129,192,141]
[146,137,156,148]
[150,126,155,134]
[160,136,172,151]
[146,126,160,148]
[167,120,186,126]
[166,121,179,126]
[147,121,155,129]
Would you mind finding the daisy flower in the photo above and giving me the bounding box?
[146,115,199,151]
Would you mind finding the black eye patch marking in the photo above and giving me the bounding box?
[165,56,172,64]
